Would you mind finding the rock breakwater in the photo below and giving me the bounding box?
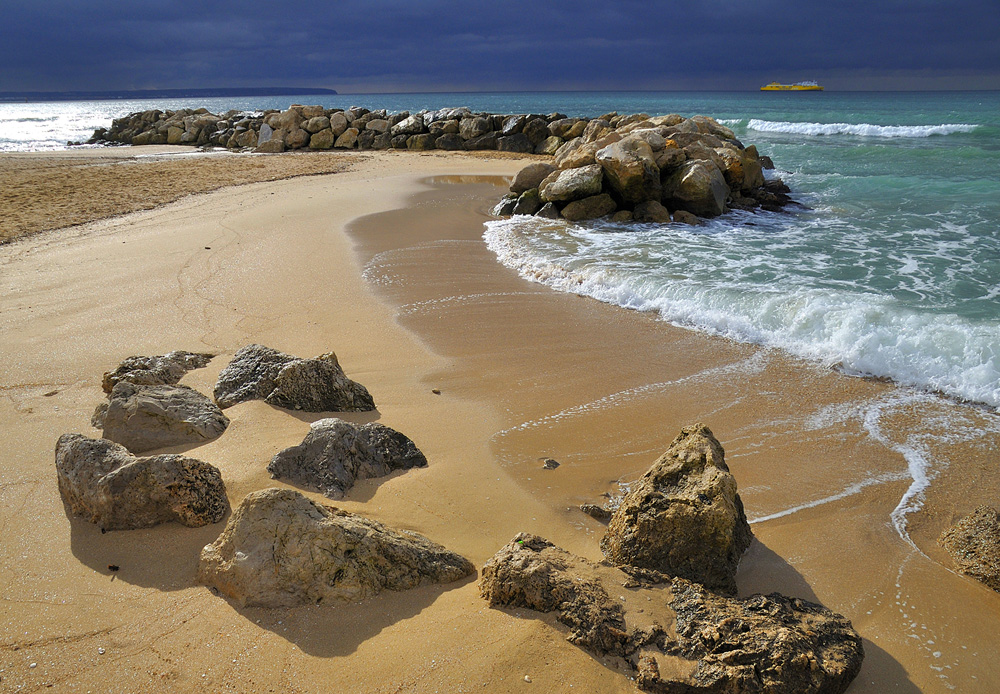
[88,104,789,222]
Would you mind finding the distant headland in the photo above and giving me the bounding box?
[0,87,338,103]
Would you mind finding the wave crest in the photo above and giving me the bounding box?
[746,119,977,138]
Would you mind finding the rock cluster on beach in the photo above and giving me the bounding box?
[55,346,467,611]
[479,424,865,693]
[481,533,864,694]
[88,104,790,223]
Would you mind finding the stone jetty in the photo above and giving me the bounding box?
[87,104,791,221]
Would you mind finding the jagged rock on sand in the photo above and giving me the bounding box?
[55,433,229,531]
[268,417,427,499]
[197,488,475,608]
[480,533,864,694]
[601,423,753,595]
[101,350,214,393]
[939,505,1000,592]
[95,382,229,453]
[213,344,375,412]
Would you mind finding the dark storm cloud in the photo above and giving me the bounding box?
[3,0,999,91]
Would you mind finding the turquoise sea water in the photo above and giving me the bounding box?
[3,91,999,407]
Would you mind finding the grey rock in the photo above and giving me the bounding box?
[390,113,424,136]
[213,344,375,412]
[459,116,491,140]
[100,382,229,454]
[522,118,550,145]
[601,423,753,595]
[463,132,498,150]
[510,162,556,195]
[268,418,427,499]
[102,350,213,394]
[539,164,603,203]
[501,114,527,135]
[534,136,563,155]
[329,112,349,137]
[434,133,465,150]
[512,188,543,216]
[365,118,390,133]
[198,488,475,608]
[535,202,562,219]
[497,133,534,153]
[55,433,229,531]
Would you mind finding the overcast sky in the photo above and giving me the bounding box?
[4,0,999,92]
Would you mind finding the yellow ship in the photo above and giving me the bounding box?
[761,81,824,91]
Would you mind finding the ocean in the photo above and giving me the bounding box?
[3,90,999,411]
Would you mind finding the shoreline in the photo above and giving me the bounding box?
[2,149,999,692]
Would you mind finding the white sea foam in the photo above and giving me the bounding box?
[744,119,977,138]
[483,217,1000,409]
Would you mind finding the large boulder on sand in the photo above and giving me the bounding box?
[539,164,603,203]
[601,423,753,595]
[268,418,427,499]
[939,505,1000,592]
[55,433,229,531]
[213,344,375,412]
[197,488,475,608]
[662,160,730,218]
[102,350,213,393]
[97,382,229,453]
[480,534,864,694]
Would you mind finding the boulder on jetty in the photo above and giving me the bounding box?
[95,382,229,453]
[101,350,213,393]
[601,423,753,596]
[480,534,864,694]
[939,505,1000,592]
[213,344,375,412]
[55,433,229,531]
[268,418,427,499]
[197,488,475,608]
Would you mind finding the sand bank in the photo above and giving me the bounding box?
[1,148,998,693]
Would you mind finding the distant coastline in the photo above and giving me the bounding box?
[0,87,338,103]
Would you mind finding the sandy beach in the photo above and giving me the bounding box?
[2,146,999,693]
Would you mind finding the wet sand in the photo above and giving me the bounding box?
[2,149,999,692]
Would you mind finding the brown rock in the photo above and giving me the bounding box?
[481,534,864,694]
[198,488,475,608]
[561,194,617,222]
[55,433,229,531]
[939,505,1000,591]
[601,423,753,595]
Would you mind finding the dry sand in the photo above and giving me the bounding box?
[2,147,999,693]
